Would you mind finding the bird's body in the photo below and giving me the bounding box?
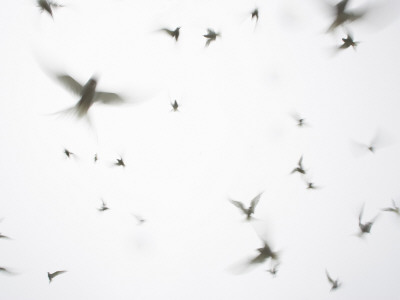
[94,153,98,163]
[114,157,125,167]
[48,270,67,283]
[203,29,220,47]
[171,100,179,112]
[98,199,109,212]
[37,0,63,18]
[339,34,359,50]
[229,192,263,220]
[326,270,341,291]
[249,241,279,265]
[358,204,378,237]
[251,8,259,22]
[266,263,279,277]
[161,27,180,41]
[64,149,73,158]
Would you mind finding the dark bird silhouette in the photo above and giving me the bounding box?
[64,148,74,158]
[357,204,379,237]
[339,34,359,50]
[114,157,125,167]
[0,233,11,239]
[37,0,63,18]
[251,8,259,22]
[0,267,14,275]
[48,270,67,283]
[327,0,366,32]
[98,199,109,212]
[305,181,318,190]
[160,27,181,41]
[94,153,98,163]
[382,199,400,215]
[171,100,179,112]
[291,156,306,175]
[49,73,124,119]
[248,239,279,265]
[203,28,220,47]
[229,192,263,220]
[326,269,341,291]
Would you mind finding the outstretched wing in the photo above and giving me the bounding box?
[56,74,83,96]
[326,269,334,284]
[94,91,125,105]
[229,199,247,214]
[250,192,263,210]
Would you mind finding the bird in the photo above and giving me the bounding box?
[48,270,67,283]
[382,199,400,215]
[248,239,279,265]
[64,149,74,158]
[132,214,146,225]
[114,157,125,167]
[327,0,366,32]
[251,8,259,23]
[49,73,124,120]
[160,27,181,41]
[266,263,280,277]
[171,100,179,112]
[305,181,318,190]
[94,153,98,163]
[229,192,263,220]
[339,34,359,50]
[291,156,306,175]
[98,199,109,212]
[37,0,63,18]
[326,269,341,291]
[357,204,379,237]
[203,28,220,47]
[0,267,14,275]
[0,233,11,239]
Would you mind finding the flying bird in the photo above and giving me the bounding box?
[203,28,220,47]
[132,214,146,225]
[251,8,259,22]
[37,0,63,18]
[357,204,379,237]
[49,73,124,119]
[48,270,67,283]
[98,199,109,212]
[266,263,280,277]
[94,153,98,163]
[229,192,263,220]
[382,199,400,215]
[0,233,11,239]
[327,0,366,32]
[248,239,279,265]
[326,269,341,291]
[64,149,74,158]
[160,27,181,41]
[0,267,15,275]
[291,156,306,175]
[339,34,359,50]
[114,157,125,167]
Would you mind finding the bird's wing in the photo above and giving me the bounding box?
[205,38,212,47]
[298,156,303,167]
[206,28,214,35]
[326,270,334,284]
[335,0,349,14]
[229,199,247,214]
[250,192,263,210]
[160,28,174,36]
[52,270,67,277]
[94,91,125,105]
[56,74,83,96]
[359,204,365,224]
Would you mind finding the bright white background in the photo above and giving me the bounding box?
[1,0,400,299]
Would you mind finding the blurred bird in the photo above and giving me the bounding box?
[49,73,124,119]
[339,34,359,50]
[0,267,14,275]
[305,180,318,190]
[203,28,220,47]
[48,270,67,283]
[327,0,366,32]
[94,153,98,163]
[326,269,341,291]
[171,100,179,112]
[64,148,74,158]
[291,156,306,175]
[114,157,125,167]
[229,192,263,220]
[251,8,259,23]
[351,130,390,155]
[37,0,63,18]
[0,233,11,239]
[132,214,146,225]
[382,199,400,215]
[248,239,279,265]
[98,199,109,212]
[291,112,307,127]
[266,263,280,277]
[160,27,181,41]
[357,204,379,237]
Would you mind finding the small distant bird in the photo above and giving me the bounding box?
[351,130,390,155]
[248,240,279,265]
[114,157,125,167]
[0,267,14,275]
[251,8,259,22]
[229,192,263,220]
[98,199,109,212]
[203,28,220,47]
[160,27,181,41]
[48,270,67,283]
[327,0,366,32]
[37,0,63,18]
[339,34,359,50]
[49,73,124,119]
[64,149,74,158]
[305,181,318,190]
[94,153,98,163]
[326,269,341,291]
[382,199,400,215]
[0,233,10,239]
[171,100,179,112]
[132,214,146,225]
[266,263,280,277]
[357,204,378,237]
[291,156,306,175]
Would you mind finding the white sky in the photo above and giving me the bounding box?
[1,0,400,299]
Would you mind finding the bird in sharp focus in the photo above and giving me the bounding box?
[160,27,181,41]
[203,28,220,47]
[326,269,341,291]
[229,192,263,221]
[48,270,67,283]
